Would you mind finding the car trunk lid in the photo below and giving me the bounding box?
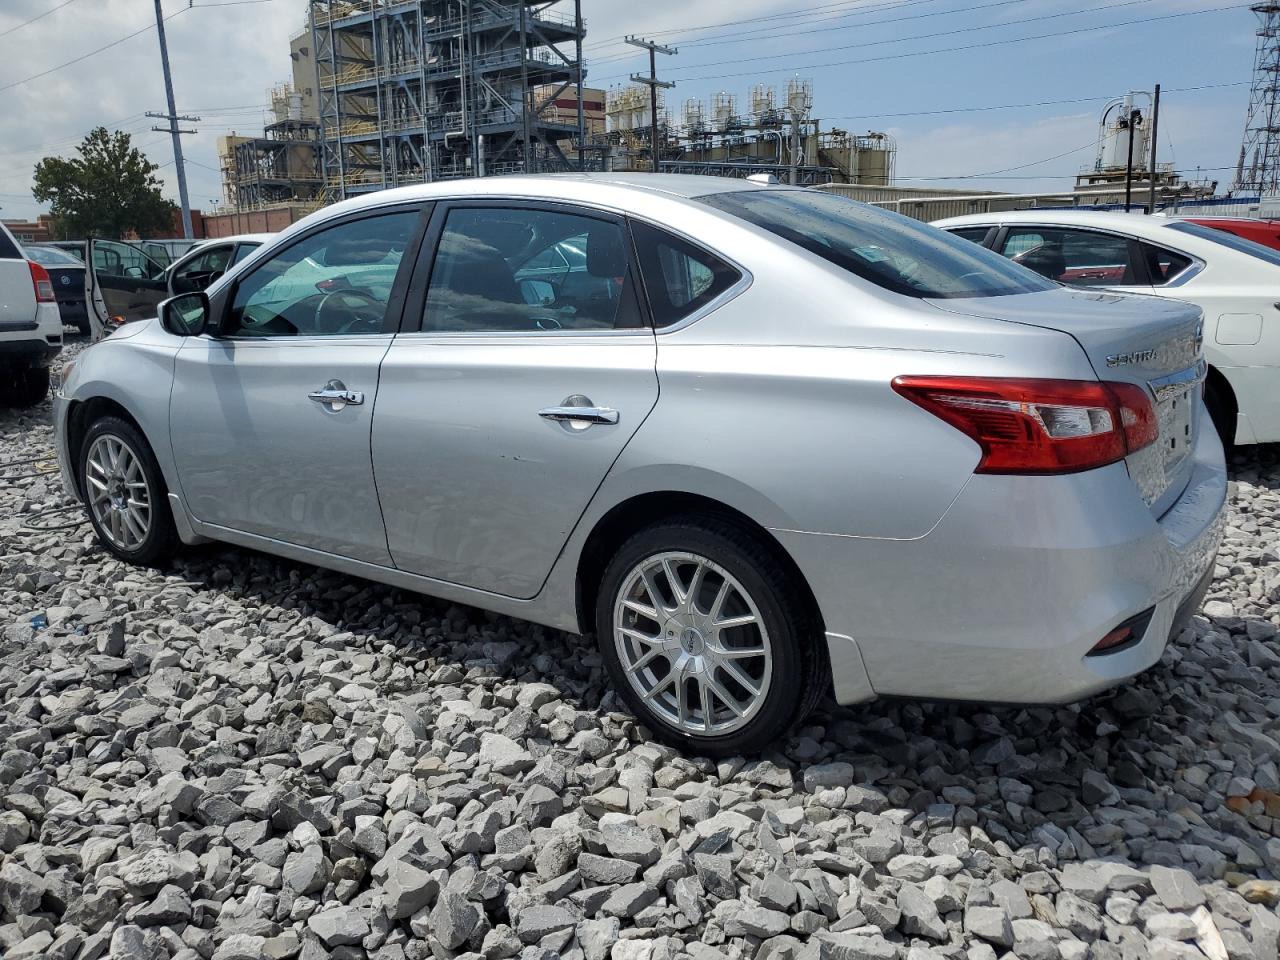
[927,287,1206,516]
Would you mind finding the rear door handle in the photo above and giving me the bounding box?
[538,406,619,425]
[539,394,619,426]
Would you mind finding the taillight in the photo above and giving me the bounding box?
[29,261,55,303]
[891,376,1158,475]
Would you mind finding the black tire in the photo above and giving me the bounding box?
[1204,380,1235,453]
[1,366,50,408]
[77,416,178,566]
[595,516,829,757]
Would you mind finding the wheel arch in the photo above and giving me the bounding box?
[65,396,150,499]
[1204,363,1238,446]
[574,490,826,645]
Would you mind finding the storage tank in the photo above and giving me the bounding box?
[712,92,736,132]
[786,78,812,119]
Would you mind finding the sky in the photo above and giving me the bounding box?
[0,0,1258,223]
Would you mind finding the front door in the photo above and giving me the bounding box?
[169,207,425,564]
[86,239,170,333]
[372,201,659,598]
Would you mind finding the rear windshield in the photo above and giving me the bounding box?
[1165,220,1280,267]
[24,245,83,266]
[698,189,1056,298]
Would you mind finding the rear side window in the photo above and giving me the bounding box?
[0,225,22,260]
[1139,243,1193,285]
[700,189,1055,299]
[948,226,993,245]
[630,220,741,328]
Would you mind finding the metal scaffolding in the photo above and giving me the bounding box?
[1236,3,1280,193]
[309,0,585,198]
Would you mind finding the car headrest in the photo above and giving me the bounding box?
[586,224,625,278]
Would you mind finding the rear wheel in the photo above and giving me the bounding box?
[1,365,50,408]
[596,517,828,756]
[1204,377,1235,452]
[78,416,177,566]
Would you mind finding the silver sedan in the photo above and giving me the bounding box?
[54,174,1226,755]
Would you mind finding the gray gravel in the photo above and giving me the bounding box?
[3,349,1280,960]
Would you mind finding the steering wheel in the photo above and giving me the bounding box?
[314,289,384,334]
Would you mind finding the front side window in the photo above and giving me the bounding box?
[998,227,1137,286]
[226,211,417,337]
[423,207,642,333]
[630,220,741,329]
[699,189,1055,299]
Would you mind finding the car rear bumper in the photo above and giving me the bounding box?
[776,405,1227,705]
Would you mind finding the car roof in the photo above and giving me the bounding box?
[199,233,275,245]
[933,209,1161,230]
[323,172,766,218]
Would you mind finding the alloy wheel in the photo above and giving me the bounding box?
[85,434,153,551]
[613,550,773,736]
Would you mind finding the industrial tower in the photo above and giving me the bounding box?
[1236,2,1280,194]
[309,0,585,199]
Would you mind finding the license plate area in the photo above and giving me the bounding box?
[1159,386,1194,470]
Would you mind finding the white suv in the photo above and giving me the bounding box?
[0,221,63,406]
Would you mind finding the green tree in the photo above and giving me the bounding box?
[32,127,175,240]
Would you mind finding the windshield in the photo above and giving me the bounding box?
[698,190,1057,298]
[24,245,83,266]
[1165,220,1280,267]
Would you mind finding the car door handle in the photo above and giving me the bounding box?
[538,404,619,425]
[308,380,364,407]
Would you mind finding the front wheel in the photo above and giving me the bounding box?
[595,518,828,756]
[78,416,177,566]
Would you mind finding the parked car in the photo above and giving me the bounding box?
[85,235,273,330]
[55,176,1225,754]
[23,244,90,334]
[0,221,63,406]
[1177,216,1280,252]
[934,209,1280,447]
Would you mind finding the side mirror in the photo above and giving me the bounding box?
[159,291,211,337]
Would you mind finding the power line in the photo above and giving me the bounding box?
[598,3,1247,85]
[0,6,191,94]
[0,0,80,39]
[587,0,1044,66]
[655,0,1158,75]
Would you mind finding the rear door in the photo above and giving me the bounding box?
[86,239,170,332]
[0,222,36,333]
[371,200,659,598]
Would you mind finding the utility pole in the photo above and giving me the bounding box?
[626,36,676,173]
[1123,107,1141,213]
[1147,84,1161,214]
[151,0,195,239]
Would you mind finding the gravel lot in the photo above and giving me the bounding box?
[3,344,1280,960]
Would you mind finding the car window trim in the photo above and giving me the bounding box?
[400,197,654,338]
[212,202,433,341]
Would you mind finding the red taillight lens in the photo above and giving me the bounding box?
[29,261,55,303]
[891,376,1158,475]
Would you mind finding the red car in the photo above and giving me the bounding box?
[1181,216,1280,251]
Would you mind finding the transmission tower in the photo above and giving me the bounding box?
[1236,3,1280,194]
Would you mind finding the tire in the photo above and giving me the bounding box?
[595,517,829,756]
[1,366,50,408]
[77,416,177,566]
[1204,380,1235,452]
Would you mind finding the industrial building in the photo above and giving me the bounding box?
[217,84,324,211]
[599,79,897,185]
[308,0,587,196]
